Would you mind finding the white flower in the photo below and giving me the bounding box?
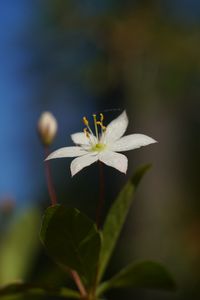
[46,111,157,176]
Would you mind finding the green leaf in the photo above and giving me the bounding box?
[98,164,151,281]
[0,207,41,285]
[97,261,176,296]
[0,282,80,299]
[40,205,101,287]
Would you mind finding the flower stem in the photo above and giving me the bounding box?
[96,161,105,229]
[44,147,57,206]
[70,270,88,299]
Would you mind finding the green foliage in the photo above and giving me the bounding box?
[97,261,176,296]
[0,207,41,285]
[0,282,79,299]
[98,164,151,282]
[40,205,102,287]
[0,165,176,299]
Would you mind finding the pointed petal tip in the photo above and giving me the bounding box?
[120,159,128,174]
[110,134,157,152]
[121,109,127,116]
[150,137,158,144]
[44,153,53,161]
[104,110,129,143]
[71,171,75,177]
[121,169,127,175]
[123,109,128,116]
[99,151,128,174]
[44,152,59,161]
[122,164,128,174]
[70,164,78,177]
[142,136,158,148]
[70,153,98,177]
[121,110,128,121]
[70,166,80,177]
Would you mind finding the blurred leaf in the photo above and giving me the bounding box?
[97,261,176,296]
[40,205,101,287]
[98,164,151,282]
[0,207,41,285]
[0,282,79,299]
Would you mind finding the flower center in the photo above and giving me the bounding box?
[92,143,106,152]
[82,113,106,148]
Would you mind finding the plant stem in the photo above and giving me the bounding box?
[70,270,88,299]
[93,162,105,299]
[44,147,57,206]
[96,161,105,229]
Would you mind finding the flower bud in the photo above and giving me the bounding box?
[38,111,58,146]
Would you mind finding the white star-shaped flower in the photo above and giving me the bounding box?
[46,111,157,176]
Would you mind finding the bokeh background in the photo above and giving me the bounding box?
[0,0,200,299]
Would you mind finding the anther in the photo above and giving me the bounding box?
[84,128,90,138]
[96,121,106,131]
[83,117,89,126]
[100,113,104,122]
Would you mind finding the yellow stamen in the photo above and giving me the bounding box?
[96,121,106,131]
[93,114,99,140]
[83,116,94,137]
[82,113,106,145]
[100,113,104,122]
[84,128,90,138]
[83,116,89,126]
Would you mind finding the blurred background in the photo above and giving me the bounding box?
[0,0,200,299]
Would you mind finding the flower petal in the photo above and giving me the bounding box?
[71,132,97,146]
[45,146,88,160]
[70,153,98,176]
[103,110,128,143]
[71,132,89,145]
[109,134,157,152]
[99,151,128,174]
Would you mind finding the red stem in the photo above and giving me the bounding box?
[70,270,87,298]
[44,147,57,206]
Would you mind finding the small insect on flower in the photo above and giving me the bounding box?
[45,111,157,176]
